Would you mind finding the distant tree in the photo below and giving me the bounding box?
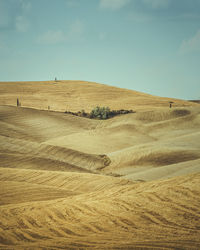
[81,109,86,117]
[55,77,57,81]
[17,98,20,107]
[90,106,111,119]
[65,107,134,119]
[169,101,174,108]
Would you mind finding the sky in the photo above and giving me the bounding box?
[0,0,200,100]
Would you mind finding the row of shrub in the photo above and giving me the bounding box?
[65,106,134,120]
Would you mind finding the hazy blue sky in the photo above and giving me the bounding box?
[0,0,200,99]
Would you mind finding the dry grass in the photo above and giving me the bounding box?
[0,81,200,249]
[0,80,197,112]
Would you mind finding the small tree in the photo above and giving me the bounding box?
[81,109,86,117]
[90,106,111,119]
[169,101,174,108]
[17,98,20,107]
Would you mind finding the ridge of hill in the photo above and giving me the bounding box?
[0,80,197,112]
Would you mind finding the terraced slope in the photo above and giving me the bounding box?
[0,101,200,248]
[0,80,197,112]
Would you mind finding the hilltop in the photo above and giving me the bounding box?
[0,80,197,112]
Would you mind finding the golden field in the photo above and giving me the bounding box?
[0,80,200,249]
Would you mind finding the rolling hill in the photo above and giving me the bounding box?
[0,80,199,249]
[0,80,197,112]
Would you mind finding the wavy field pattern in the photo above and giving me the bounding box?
[0,81,200,249]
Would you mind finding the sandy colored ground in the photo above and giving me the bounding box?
[0,81,200,249]
[0,80,198,112]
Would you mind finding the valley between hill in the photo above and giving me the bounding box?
[0,81,199,249]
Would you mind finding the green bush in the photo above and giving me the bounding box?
[65,107,134,119]
[90,106,111,119]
